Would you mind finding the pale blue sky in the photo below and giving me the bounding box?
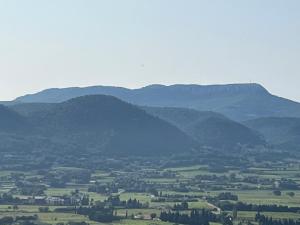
[0,0,300,101]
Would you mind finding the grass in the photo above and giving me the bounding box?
[234,190,300,207]
[0,212,102,225]
[188,200,212,209]
[116,219,175,225]
[117,208,162,216]
[205,189,300,207]
[143,178,181,184]
[38,212,103,225]
[119,192,151,203]
[0,211,175,225]
[45,188,78,196]
[87,191,108,202]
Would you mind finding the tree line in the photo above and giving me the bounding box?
[160,209,218,225]
[255,212,300,225]
[217,201,300,213]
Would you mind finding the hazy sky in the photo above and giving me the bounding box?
[1,0,300,101]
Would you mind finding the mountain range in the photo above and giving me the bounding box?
[14,83,300,121]
[0,83,299,157]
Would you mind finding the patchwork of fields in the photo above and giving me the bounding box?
[0,161,300,225]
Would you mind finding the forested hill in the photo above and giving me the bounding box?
[0,105,28,132]
[0,95,197,156]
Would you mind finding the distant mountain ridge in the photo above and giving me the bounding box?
[15,83,300,121]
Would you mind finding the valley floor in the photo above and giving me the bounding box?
[1,158,300,225]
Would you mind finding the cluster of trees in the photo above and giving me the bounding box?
[0,193,22,204]
[151,196,198,203]
[76,205,118,223]
[217,201,300,213]
[217,192,238,201]
[124,198,145,209]
[207,193,238,209]
[278,179,299,190]
[75,195,151,223]
[38,206,49,212]
[0,190,90,206]
[255,212,300,225]
[88,183,118,194]
[0,215,38,225]
[273,190,282,196]
[88,176,163,195]
[160,209,218,225]
[151,192,199,203]
[142,170,176,179]
[88,178,156,194]
[173,202,189,210]
[207,192,238,206]
[0,216,14,224]
[45,168,92,187]
[16,181,47,195]
[242,176,273,185]
[104,195,146,208]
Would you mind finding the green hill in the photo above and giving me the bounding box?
[2,95,197,156]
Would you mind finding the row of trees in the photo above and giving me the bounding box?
[173,201,189,210]
[217,192,238,201]
[0,215,38,225]
[76,205,118,223]
[255,212,300,225]
[160,209,218,225]
[105,195,147,208]
[217,201,300,213]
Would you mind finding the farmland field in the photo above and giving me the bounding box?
[1,158,300,225]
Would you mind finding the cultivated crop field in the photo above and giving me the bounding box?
[1,155,300,225]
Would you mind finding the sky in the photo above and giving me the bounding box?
[0,0,300,101]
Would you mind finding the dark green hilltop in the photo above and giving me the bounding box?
[2,95,196,156]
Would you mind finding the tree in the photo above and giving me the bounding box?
[233,207,238,219]
[222,215,233,225]
[273,190,281,196]
[150,213,157,220]
[13,205,19,210]
[287,192,295,197]
[39,206,49,212]
[0,216,14,225]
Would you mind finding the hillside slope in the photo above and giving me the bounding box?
[0,105,28,132]
[244,117,300,151]
[144,107,265,149]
